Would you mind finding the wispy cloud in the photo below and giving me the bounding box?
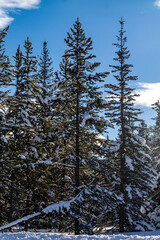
[154,0,160,8]
[135,82,160,107]
[0,0,41,28]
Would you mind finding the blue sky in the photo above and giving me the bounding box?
[2,0,160,127]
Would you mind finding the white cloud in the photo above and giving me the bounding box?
[0,0,41,28]
[154,0,160,8]
[135,82,160,107]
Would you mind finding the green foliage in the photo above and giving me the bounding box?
[0,18,158,234]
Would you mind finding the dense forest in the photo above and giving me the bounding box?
[0,18,160,235]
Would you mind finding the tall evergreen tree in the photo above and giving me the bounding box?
[5,38,40,229]
[31,41,59,228]
[6,41,55,228]
[21,37,40,230]
[5,44,24,223]
[56,18,109,234]
[149,101,160,228]
[0,26,12,101]
[104,18,155,232]
[0,26,13,225]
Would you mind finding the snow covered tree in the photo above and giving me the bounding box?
[4,45,24,223]
[30,41,60,228]
[55,18,109,234]
[104,18,155,232]
[149,101,160,229]
[20,37,40,230]
[0,26,12,101]
[5,38,40,230]
[0,26,13,225]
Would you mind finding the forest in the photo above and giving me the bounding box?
[0,17,160,235]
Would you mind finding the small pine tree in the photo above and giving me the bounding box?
[38,41,54,97]
[13,45,23,95]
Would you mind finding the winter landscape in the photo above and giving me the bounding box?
[0,0,160,239]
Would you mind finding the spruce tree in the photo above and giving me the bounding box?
[0,26,12,225]
[4,45,24,223]
[149,101,160,228]
[31,41,59,228]
[104,18,155,232]
[22,37,40,230]
[56,18,109,234]
[6,38,40,230]
[0,26,12,100]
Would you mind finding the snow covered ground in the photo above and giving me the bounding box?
[0,231,160,240]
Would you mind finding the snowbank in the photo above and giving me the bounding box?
[0,231,160,240]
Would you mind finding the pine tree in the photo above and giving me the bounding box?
[56,18,109,234]
[149,101,160,228]
[0,26,13,225]
[4,45,24,223]
[104,18,155,232]
[6,38,40,230]
[21,37,40,230]
[0,26,12,100]
[31,41,59,228]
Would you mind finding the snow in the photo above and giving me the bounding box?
[0,213,40,231]
[125,156,134,171]
[18,154,26,160]
[134,134,146,147]
[0,231,160,240]
[1,136,7,143]
[21,109,28,118]
[31,159,52,168]
[81,114,111,128]
[102,99,109,105]
[50,80,62,92]
[104,141,120,152]
[136,188,143,198]
[81,114,92,127]
[0,198,76,231]
[84,61,92,67]
[124,125,131,130]
[96,134,106,140]
[34,136,42,142]
[25,118,32,127]
[149,206,160,228]
[42,199,73,214]
[126,185,132,199]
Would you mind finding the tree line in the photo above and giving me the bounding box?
[0,18,160,234]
